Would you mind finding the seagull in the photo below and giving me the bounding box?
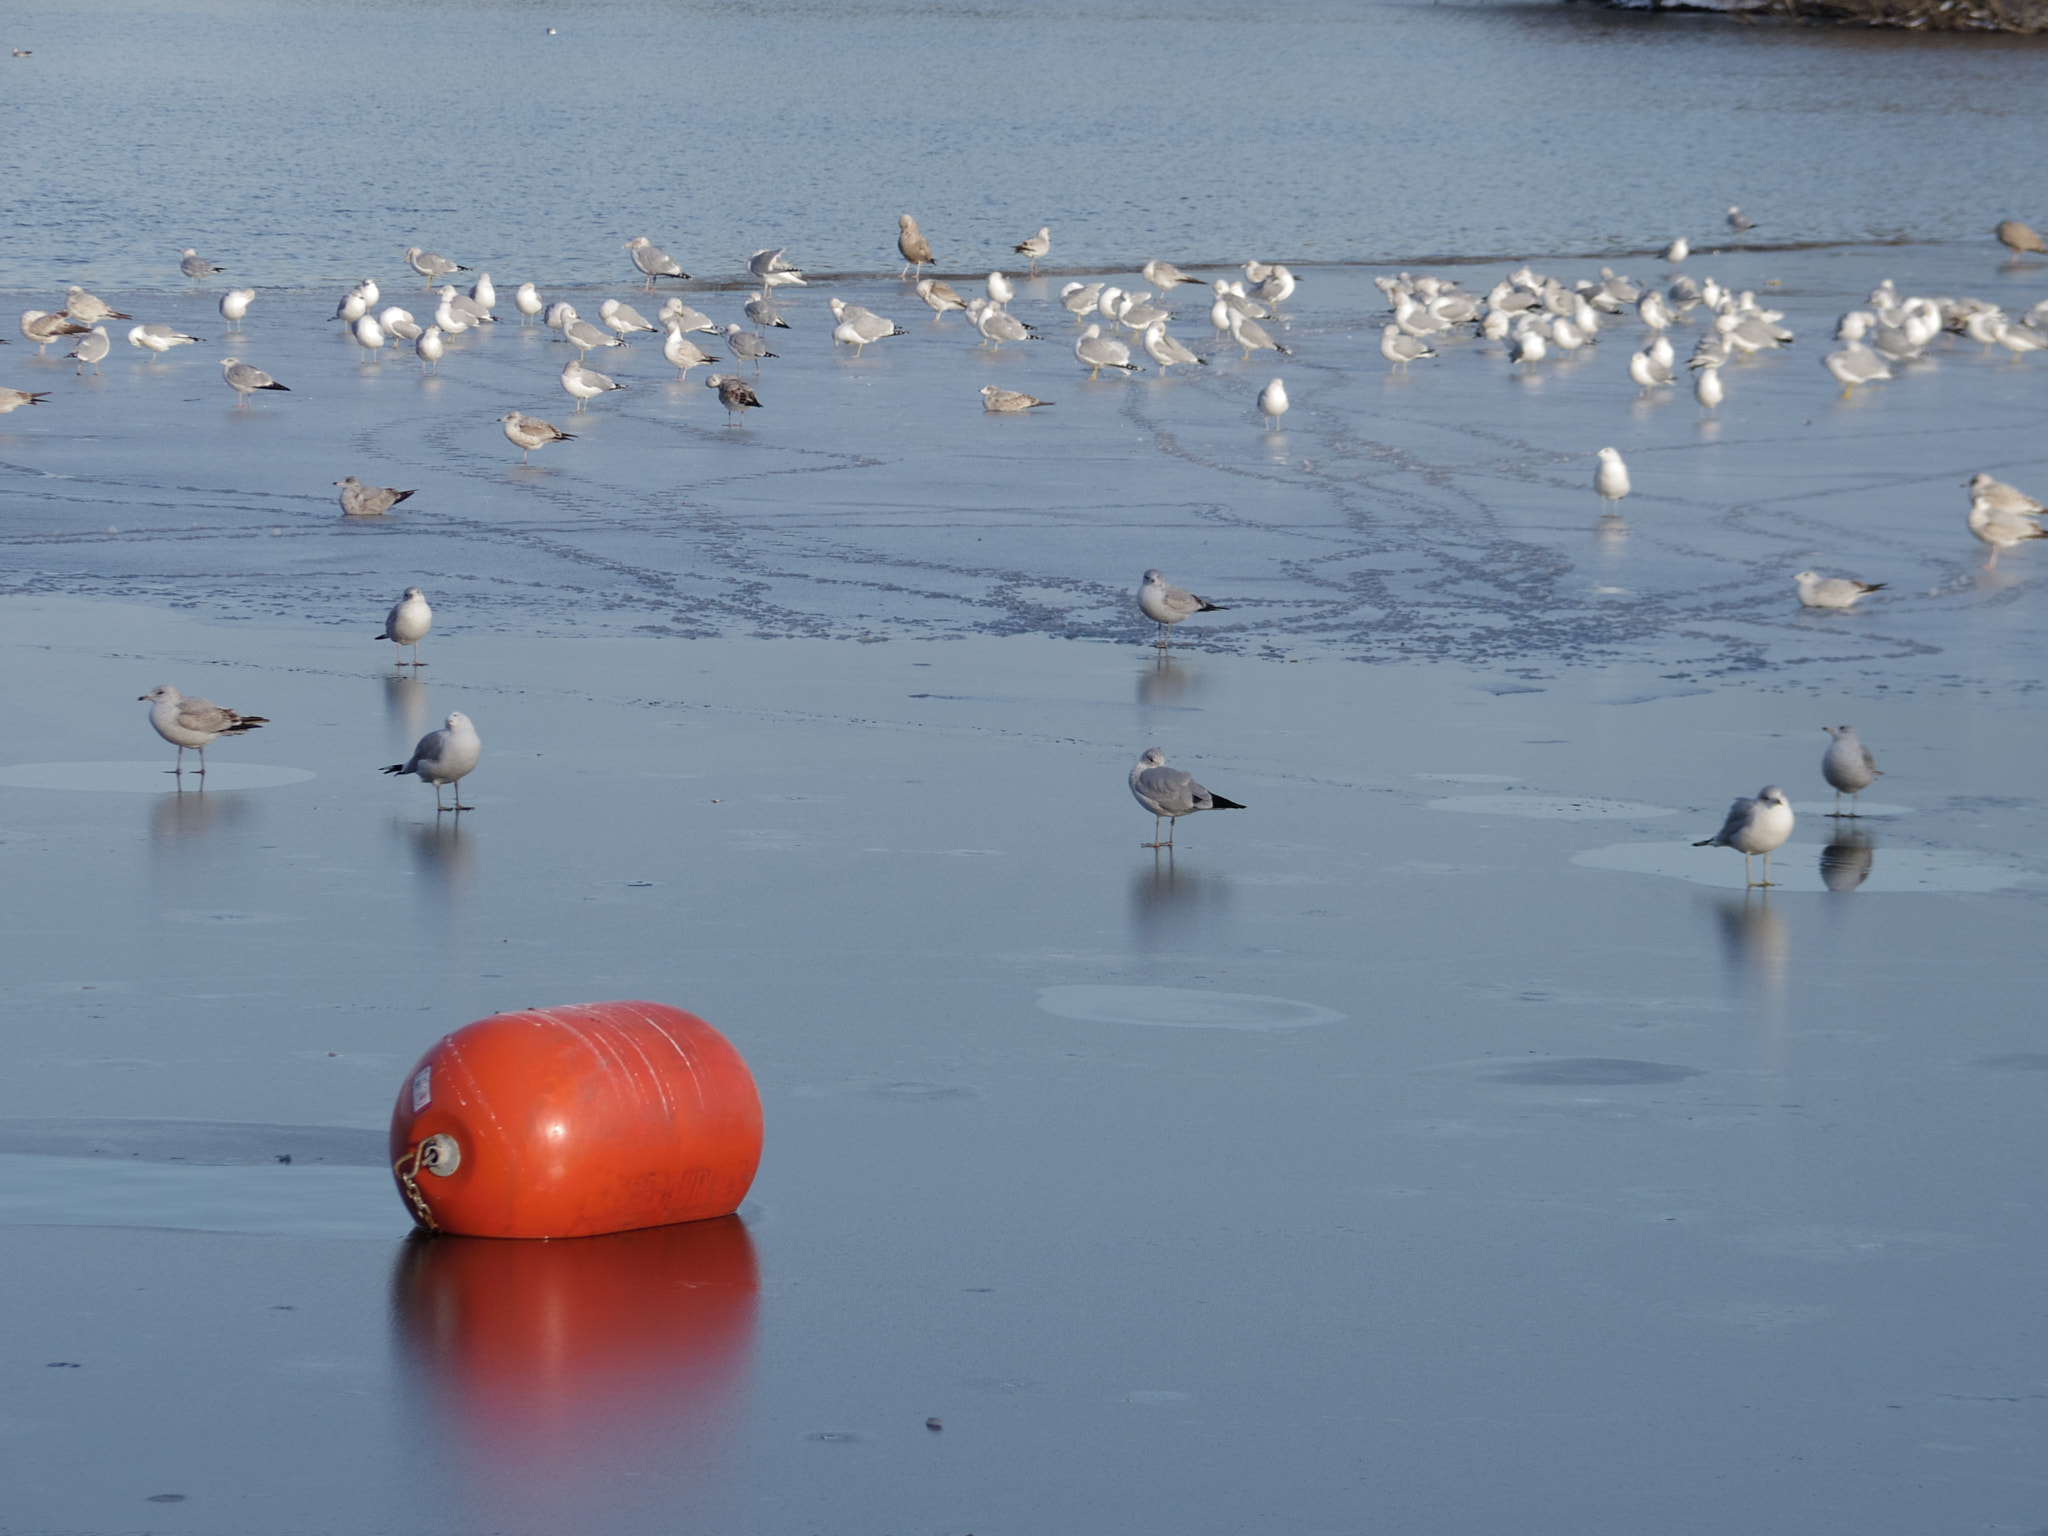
[432,293,470,335]
[662,323,719,379]
[723,324,776,372]
[748,249,806,290]
[378,306,422,342]
[1076,323,1138,379]
[625,236,690,289]
[599,298,655,337]
[705,373,762,425]
[335,476,416,517]
[1995,220,2047,257]
[561,358,623,411]
[515,283,544,324]
[1793,570,1884,609]
[0,387,51,413]
[1967,472,2045,517]
[1227,310,1288,360]
[334,289,369,326]
[658,299,717,336]
[63,287,131,325]
[981,385,1052,412]
[1628,347,1674,392]
[1013,227,1050,273]
[918,278,967,317]
[219,289,254,329]
[1695,364,1724,412]
[743,290,791,331]
[1693,785,1794,886]
[986,271,1015,307]
[67,326,110,374]
[830,302,907,356]
[1820,725,1882,815]
[1381,325,1435,371]
[1141,321,1204,372]
[384,712,481,811]
[500,410,574,463]
[220,357,288,406]
[563,317,623,356]
[1823,340,1891,396]
[1663,237,1689,263]
[405,247,467,285]
[1060,281,1104,320]
[971,300,1034,348]
[22,310,89,354]
[1595,447,1631,506]
[1258,377,1288,428]
[1129,749,1246,849]
[351,314,387,359]
[1968,497,2048,568]
[1508,329,1547,367]
[1141,260,1199,293]
[417,326,444,371]
[442,286,494,326]
[1727,207,1754,234]
[469,274,496,312]
[139,684,268,775]
[180,248,225,281]
[378,587,432,667]
[1139,569,1228,647]
[898,214,934,278]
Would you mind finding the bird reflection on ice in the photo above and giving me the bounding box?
[402,815,475,901]
[383,670,429,739]
[1137,655,1200,707]
[1819,829,1876,893]
[393,1217,758,1531]
[1129,859,1232,951]
[1711,889,1789,997]
[148,783,248,842]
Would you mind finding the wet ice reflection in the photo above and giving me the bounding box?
[1127,858,1233,952]
[1819,829,1876,893]
[149,784,250,842]
[393,1217,758,1531]
[383,672,430,739]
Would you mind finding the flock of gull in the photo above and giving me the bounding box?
[6,212,2044,863]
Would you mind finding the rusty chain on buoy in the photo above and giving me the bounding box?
[392,1134,460,1233]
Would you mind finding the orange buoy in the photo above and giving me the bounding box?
[389,1000,762,1238]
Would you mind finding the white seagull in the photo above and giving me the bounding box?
[140,684,268,775]
[385,712,482,811]
[1129,749,1246,849]
[1693,785,1794,886]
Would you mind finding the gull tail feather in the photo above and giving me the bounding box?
[1209,795,1247,811]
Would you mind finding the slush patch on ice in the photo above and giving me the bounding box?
[1413,773,1521,784]
[1124,1390,1191,1404]
[1036,985,1342,1030]
[1491,1057,1704,1086]
[1573,842,2034,893]
[0,761,315,793]
[1430,794,1676,820]
[1594,687,1713,705]
[162,910,297,925]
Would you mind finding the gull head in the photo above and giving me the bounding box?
[445,712,472,730]
[1597,446,1622,462]
[403,587,425,600]
[1137,748,1168,768]
[334,477,361,489]
[140,684,180,704]
[1756,786,1789,808]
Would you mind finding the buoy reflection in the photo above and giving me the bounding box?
[393,1216,758,1519]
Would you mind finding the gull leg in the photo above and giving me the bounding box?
[1743,851,1754,886]
[1832,788,1843,815]
[1849,790,1859,818]
[1759,849,1774,888]
[196,745,207,777]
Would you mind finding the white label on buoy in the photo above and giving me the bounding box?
[411,1066,432,1113]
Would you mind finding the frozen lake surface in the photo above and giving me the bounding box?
[4,0,2048,1531]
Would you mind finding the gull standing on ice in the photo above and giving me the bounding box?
[140,684,268,776]
[63,288,130,325]
[1129,749,1246,849]
[1663,237,1689,264]
[1061,282,1103,320]
[416,325,444,371]
[1013,227,1050,273]
[352,314,387,359]
[1258,377,1288,428]
[743,291,791,331]
[1595,447,1631,507]
[658,299,717,336]
[1726,207,1754,234]
[1793,570,1884,610]
[385,712,481,811]
[662,323,719,379]
[220,289,254,329]
[898,214,934,278]
[1141,322,1204,372]
[599,298,655,337]
[985,271,1015,308]
[67,327,110,374]
[1075,323,1138,378]
[406,247,467,285]
[515,283,544,324]
[1228,310,1288,360]
[561,358,623,410]
[1693,785,1794,886]
[1995,221,2048,257]
[220,357,288,406]
[1381,325,1435,371]
[724,324,776,372]
[563,316,622,356]
[749,249,806,290]
[1821,725,1882,815]
[830,301,907,356]
[625,236,690,289]
[180,248,225,281]
[22,311,90,354]
[1968,497,2048,568]
[705,373,762,425]
[1139,569,1228,647]
[918,278,967,317]
[1695,364,1724,412]
[971,300,1034,348]
[378,587,432,667]
[500,410,574,463]
[981,386,1052,412]
[335,475,416,517]
[1142,260,1199,293]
